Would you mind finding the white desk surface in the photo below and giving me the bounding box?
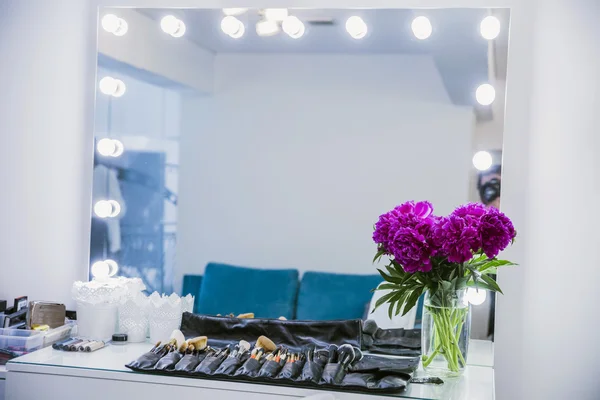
[6,340,494,400]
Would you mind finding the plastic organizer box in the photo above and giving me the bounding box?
[0,328,45,357]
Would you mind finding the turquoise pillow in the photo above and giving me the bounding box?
[182,275,203,314]
[296,271,382,320]
[196,262,299,319]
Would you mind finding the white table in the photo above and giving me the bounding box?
[4,340,494,400]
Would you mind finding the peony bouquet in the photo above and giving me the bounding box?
[372,201,516,374]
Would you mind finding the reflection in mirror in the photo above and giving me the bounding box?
[92,8,509,342]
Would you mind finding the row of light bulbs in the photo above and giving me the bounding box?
[102,9,501,41]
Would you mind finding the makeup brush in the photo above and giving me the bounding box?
[187,344,195,354]
[327,344,338,363]
[187,336,208,351]
[178,342,189,354]
[237,340,250,358]
[236,313,254,319]
[170,330,186,349]
[337,344,356,367]
[255,336,277,353]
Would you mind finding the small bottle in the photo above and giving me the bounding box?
[111,333,128,345]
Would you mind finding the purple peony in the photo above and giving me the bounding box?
[479,207,516,258]
[373,201,437,273]
[432,203,487,263]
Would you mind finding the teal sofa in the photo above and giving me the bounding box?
[182,262,383,320]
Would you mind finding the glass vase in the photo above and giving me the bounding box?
[421,289,471,377]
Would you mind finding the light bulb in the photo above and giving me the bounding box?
[264,8,288,22]
[99,77,126,97]
[221,16,245,38]
[282,16,305,39]
[480,16,500,40]
[94,200,121,218]
[97,138,124,157]
[346,16,367,39]
[466,287,487,305]
[411,16,432,40]
[101,14,128,36]
[91,259,119,280]
[256,19,279,37]
[161,15,186,37]
[107,200,121,218]
[223,8,247,16]
[97,138,116,156]
[476,83,496,105]
[91,261,110,280]
[473,151,493,171]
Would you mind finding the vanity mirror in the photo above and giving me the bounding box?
[91,7,509,342]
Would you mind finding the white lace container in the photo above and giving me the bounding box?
[118,292,149,343]
[72,277,145,341]
[147,293,195,344]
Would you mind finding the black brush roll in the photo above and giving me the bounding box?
[154,352,183,371]
[341,372,377,389]
[233,357,264,377]
[256,360,283,378]
[297,361,324,384]
[320,363,348,385]
[214,356,244,375]
[195,355,226,375]
[174,353,203,372]
[276,359,305,380]
[126,351,163,370]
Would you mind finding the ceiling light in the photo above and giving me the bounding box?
[472,151,493,171]
[264,8,288,22]
[221,16,245,38]
[99,77,126,97]
[282,16,305,39]
[345,16,367,39]
[161,15,186,38]
[480,15,501,40]
[101,14,128,36]
[223,8,248,16]
[94,200,121,218]
[476,83,496,105]
[256,19,279,37]
[411,16,432,40]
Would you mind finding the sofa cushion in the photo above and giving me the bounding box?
[196,262,299,319]
[296,271,382,321]
[182,275,203,313]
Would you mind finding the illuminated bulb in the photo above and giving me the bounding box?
[101,14,128,36]
[221,16,245,38]
[345,16,367,39]
[94,200,121,218]
[223,8,247,16]
[99,77,126,97]
[476,83,496,105]
[256,19,279,37]
[480,16,500,40]
[107,200,121,217]
[97,138,124,157]
[161,15,186,37]
[472,151,493,171]
[264,8,288,22]
[466,287,487,306]
[282,16,305,39]
[411,16,432,40]
[91,259,119,280]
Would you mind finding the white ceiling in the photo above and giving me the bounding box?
[135,8,510,107]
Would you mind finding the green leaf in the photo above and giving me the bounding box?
[373,290,397,312]
[455,276,469,290]
[402,288,424,316]
[385,263,403,278]
[478,259,517,273]
[394,291,410,316]
[480,274,504,294]
[375,283,400,291]
[377,269,405,285]
[373,249,386,264]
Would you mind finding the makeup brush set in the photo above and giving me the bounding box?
[126,314,420,393]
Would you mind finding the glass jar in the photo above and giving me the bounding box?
[421,289,471,377]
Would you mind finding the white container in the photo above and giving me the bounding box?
[118,294,149,343]
[76,302,118,341]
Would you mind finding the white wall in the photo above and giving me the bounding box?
[176,54,474,284]
[0,0,97,308]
